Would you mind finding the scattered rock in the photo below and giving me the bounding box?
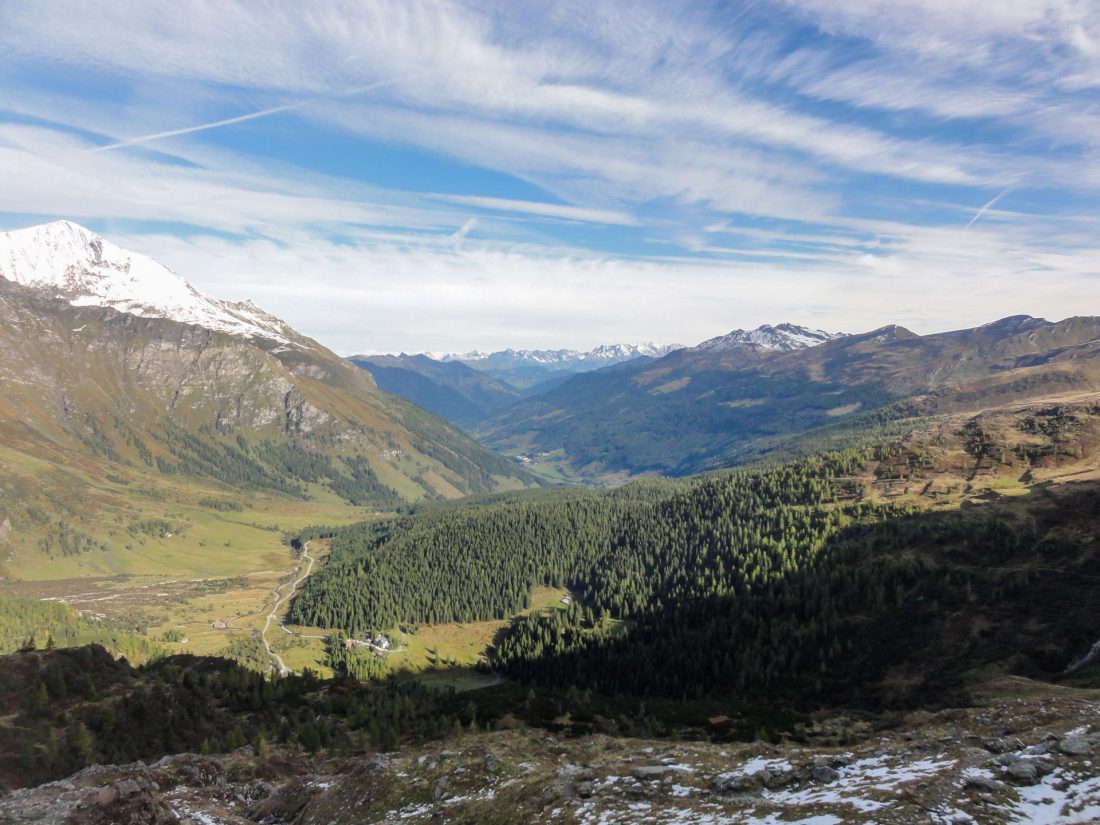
[810,765,839,784]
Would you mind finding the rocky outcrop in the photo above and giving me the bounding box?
[3,681,1098,824]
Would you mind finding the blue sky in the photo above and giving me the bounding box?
[1,0,1099,353]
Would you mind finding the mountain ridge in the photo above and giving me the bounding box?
[348,353,523,427]
[477,313,1100,480]
[690,322,846,353]
[361,325,849,415]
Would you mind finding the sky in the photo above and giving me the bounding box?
[1,0,1099,354]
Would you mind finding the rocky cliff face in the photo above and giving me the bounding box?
[0,279,328,441]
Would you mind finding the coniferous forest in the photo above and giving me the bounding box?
[290,451,1100,708]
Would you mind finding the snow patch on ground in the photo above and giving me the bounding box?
[763,754,955,814]
[1005,769,1100,824]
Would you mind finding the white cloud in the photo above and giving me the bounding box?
[0,0,1036,189]
[106,213,1100,355]
[777,0,1100,129]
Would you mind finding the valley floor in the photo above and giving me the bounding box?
[0,539,335,675]
[3,676,1098,824]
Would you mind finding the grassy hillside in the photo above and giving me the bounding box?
[0,278,534,577]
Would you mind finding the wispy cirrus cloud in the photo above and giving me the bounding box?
[0,0,1097,351]
[434,195,638,227]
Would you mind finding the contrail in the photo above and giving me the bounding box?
[91,103,305,152]
[91,78,404,153]
[965,187,1011,229]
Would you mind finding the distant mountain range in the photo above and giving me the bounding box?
[476,314,1100,481]
[354,326,845,426]
[0,222,534,575]
[432,342,683,389]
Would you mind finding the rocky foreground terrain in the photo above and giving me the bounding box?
[2,677,1097,825]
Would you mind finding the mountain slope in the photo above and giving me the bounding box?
[349,353,522,427]
[477,317,1100,480]
[0,223,533,574]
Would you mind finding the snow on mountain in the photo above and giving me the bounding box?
[691,323,845,354]
[0,221,297,344]
[433,342,682,369]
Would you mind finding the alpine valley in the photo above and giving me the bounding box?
[2,222,1100,825]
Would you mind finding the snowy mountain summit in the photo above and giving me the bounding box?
[436,342,681,369]
[0,221,296,344]
[692,323,845,354]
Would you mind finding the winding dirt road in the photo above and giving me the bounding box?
[259,542,315,676]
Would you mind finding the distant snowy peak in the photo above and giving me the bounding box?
[434,342,682,369]
[0,221,297,345]
[584,342,678,362]
[692,323,846,354]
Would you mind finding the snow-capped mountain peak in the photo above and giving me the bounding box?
[433,342,682,368]
[692,323,845,354]
[584,342,676,362]
[0,221,296,344]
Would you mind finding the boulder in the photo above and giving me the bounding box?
[1058,736,1092,756]
[1004,760,1039,785]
